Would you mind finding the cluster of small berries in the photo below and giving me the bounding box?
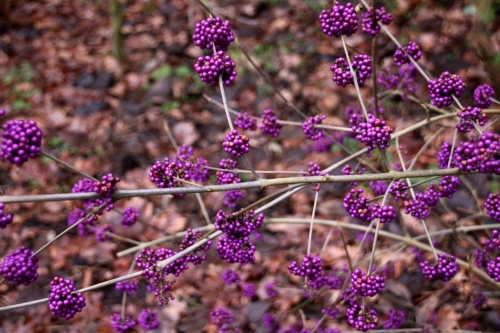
[345,104,363,129]
[288,254,323,281]
[67,208,98,237]
[419,253,458,282]
[120,207,139,228]
[234,112,257,130]
[346,304,379,332]
[193,17,234,51]
[454,131,500,175]
[95,224,115,242]
[304,161,328,191]
[149,158,194,196]
[110,314,136,333]
[369,180,388,196]
[350,269,386,297]
[437,141,455,169]
[456,106,487,133]
[216,158,244,208]
[138,309,161,330]
[319,2,358,37]
[222,130,250,157]
[472,292,488,309]
[361,6,393,35]
[0,202,14,228]
[475,230,500,281]
[427,72,466,108]
[485,194,500,222]
[72,177,115,213]
[322,307,340,319]
[264,282,278,297]
[352,114,393,153]
[0,246,39,285]
[383,309,405,329]
[115,280,138,295]
[260,109,283,137]
[210,307,234,329]
[0,119,43,167]
[242,282,256,298]
[174,145,210,182]
[301,115,326,140]
[343,188,396,223]
[221,269,241,285]
[393,42,422,66]
[331,55,373,87]
[262,313,280,332]
[194,51,237,86]
[473,84,495,108]
[341,164,364,186]
[48,277,86,319]
[378,64,418,100]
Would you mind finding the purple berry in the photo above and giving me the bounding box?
[486,257,500,282]
[138,309,160,330]
[472,292,488,309]
[194,51,237,86]
[115,280,138,295]
[346,304,378,332]
[485,193,500,222]
[437,141,456,169]
[0,109,5,117]
[389,181,409,201]
[371,203,396,223]
[437,176,460,198]
[95,224,115,242]
[0,119,43,166]
[393,42,422,66]
[288,254,323,281]
[384,309,405,329]
[262,313,280,332]
[427,72,466,108]
[420,253,458,282]
[0,202,14,228]
[149,157,193,196]
[242,282,256,298]
[48,277,86,320]
[350,269,386,297]
[370,180,388,196]
[361,6,393,35]
[235,112,257,130]
[193,17,234,51]
[222,130,250,157]
[353,114,393,152]
[264,282,278,297]
[331,55,372,87]
[404,192,430,219]
[260,109,283,137]
[67,208,98,237]
[319,2,359,37]
[454,132,500,175]
[110,313,136,333]
[457,106,487,133]
[120,207,139,228]
[210,307,234,326]
[473,84,495,108]
[301,115,326,140]
[217,234,256,264]
[343,188,373,222]
[221,269,241,285]
[0,246,39,285]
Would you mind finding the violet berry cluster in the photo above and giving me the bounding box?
[0,246,39,286]
[138,309,160,330]
[115,280,138,295]
[210,307,234,329]
[302,115,326,140]
[485,194,500,222]
[193,17,234,51]
[343,188,396,223]
[304,161,328,191]
[419,253,458,282]
[216,158,244,208]
[110,314,136,333]
[361,6,393,35]
[222,130,250,157]
[474,84,495,108]
[393,42,422,66]
[456,106,487,133]
[234,112,257,130]
[427,71,466,108]
[350,269,386,297]
[120,207,139,228]
[194,50,237,86]
[221,269,241,285]
[352,114,393,153]
[288,254,323,281]
[346,304,379,332]
[0,119,43,167]
[260,109,283,137]
[0,202,14,228]
[383,309,405,329]
[48,277,86,319]
[331,54,373,87]
[319,2,358,37]
[475,230,500,281]
[454,131,500,175]
[149,157,193,196]
[215,210,264,264]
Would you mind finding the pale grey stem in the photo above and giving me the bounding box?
[307,191,319,255]
[41,151,98,181]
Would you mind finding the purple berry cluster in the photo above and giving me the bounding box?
[120,207,139,228]
[260,109,283,137]
[485,194,500,221]
[72,177,114,213]
[331,55,373,87]
[288,254,323,281]
[138,309,160,330]
[0,202,14,228]
[454,131,500,175]
[353,114,393,152]
[149,157,193,196]
[222,269,241,285]
[301,115,326,140]
[319,2,359,37]
[48,277,86,320]
[262,313,280,332]
[194,51,237,86]
[472,292,488,309]
[216,158,244,208]
[350,269,386,297]
[486,257,500,282]
[222,130,250,157]
[343,188,373,222]
[175,144,193,160]
[404,192,433,219]
[437,141,455,169]
[383,309,405,329]
[0,119,43,167]
[234,112,257,130]
[474,84,495,108]
[427,72,466,108]
[346,304,379,332]
[242,282,256,298]
[474,230,500,268]
[0,109,5,117]
[393,42,422,66]
[322,306,340,319]
[457,106,487,133]
[115,280,138,295]
[193,17,234,51]
[95,224,115,242]
[304,161,328,191]
[361,6,393,35]
[419,253,458,282]
[437,176,460,198]
[264,282,278,297]
[0,246,39,286]
[210,306,234,327]
[370,180,388,196]
[345,104,363,129]
[110,314,136,333]
[371,203,397,223]
[67,208,97,237]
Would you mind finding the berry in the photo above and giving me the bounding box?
[427,72,466,108]
[353,114,393,152]
[221,269,241,285]
[242,282,256,298]
[48,277,86,320]
[110,314,136,333]
[350,269,386,297]
[437,176,460,198]
[378,68,399,89]
[331,55,373,87]
[384,310,405,329]
[301,115,326,140]
[260,109,283,137]
[457,106,487,133]
[345,104,364,128]
[346,304,379,332]
[389,181,409,201]
[322,307,340,319]
[288,254,323,281]
[234,112,257,130]
[486,257,500,282]
[149,157,193,196]
[420,253,458,282]
[371,203,396,223]
[437,141,455,169]
[303,161,328,191]
[120,207,139,228]
[264,282,278,297]
[67,208,97,237]
[194,51,237,86]
[222,130,250,157]
[361,6,393,35]
[210,307,234,326]
[93,173,120,198]
[473,84,495,108]
[343,188,373,222]
[393,42,422,66]
[370,180,388,196]
[0,246,39,286]
[214,210,264,238]
[404,192,431,219]
[115,280,138,295]
[138,309,160,330]
[174,144,193,161]
[0,202,14,228]
[95,224,115,242]
[193,17,234,51]
[217,234,256,264]
[472,292,488,309]
[319,2,359,37]
[0,119,43,166]
[485,193,500,221]
[72,177,114,213]
[454,132,500,175]
[192,157,210,182]
[0,109,5,117]
[262,313,280,332]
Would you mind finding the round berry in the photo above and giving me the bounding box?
[120,207,139,228]
[473,84,495,108]
[0,202,14,229]
[0,246,39,286]
[427,72,466,108]
[361,6,393,35]
[319,2,359,37]
[138,309,160,330]
[260,109,283,137]
[393,42,422,66]
[193,17,235,51]
[48,277,86,320]
[222,130,250,157]
[0,119,43,167]
[110,313,136,333]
